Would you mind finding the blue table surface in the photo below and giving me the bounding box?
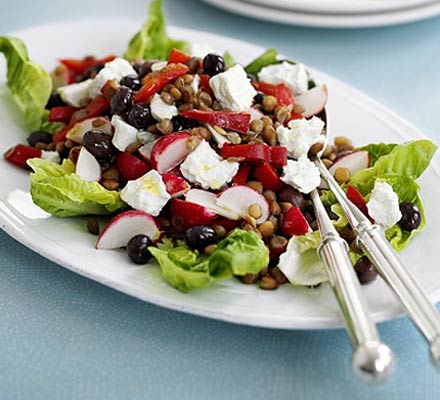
[1,0,440,399]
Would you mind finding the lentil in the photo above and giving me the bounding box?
[258,221,275,237]
[250,119,264,134]
[322,158,333,168]
[248,204,263,220]
[262,125,277,146]
[102,179,119,191]
[246,181,264,194]
[35,142,48,150]
[269,201,281,216]
[263,190,277,202]
[262,95,277,112]
[239,273,259,284]
[269,235,288,253]
[169,87,182,101]
[226,132,242,144]
[280,202,293,214]
[270,266,287,284]
[190,127,211,140]
[69,146,80,163]
[157,119,174,135]
[87,218,100,235]
[102,168,119,181]
[334,167,351,184]
[187,57,201,72]
[259,276,279,290]
[160,92,174,105]
[198,91,213,107]
[204,244,217,255]
[334,136,351,147]
[212,224,227,238]
[308,142,324,158]
[275,106,292,124]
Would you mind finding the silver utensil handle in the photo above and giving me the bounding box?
[357,224,440,364]
[311,190,394,382]
[316,158,440,364]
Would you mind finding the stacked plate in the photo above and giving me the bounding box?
[200,0,440,28]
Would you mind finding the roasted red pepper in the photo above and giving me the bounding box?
[199,74,213,96]
[269,146,287,167]
[48,106,78,123]
[346,185,369,218]
[254,163,284,192]
[287,111,303,124]
[134,63,189,102]
[253,82,294,106]
[180,110,251,134]
[60,55,116,76]
[221,144,270,163]
[4,144,41,168]
[167,48,191,65]
[232,164,252,185]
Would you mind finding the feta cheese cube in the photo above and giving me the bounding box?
[209,64,256,111]
[276,117,325,159]
[88,58,137,99]
[57,79,92,107]
[40,150,61,164]
[120,170,171,216]
[190,74,200,94]
[258,61,309,95]
[367,181,402,228]
[180,140,239,190]
[281,156,321,194]
[151,61,168,72]
[150,93,178,121]
[111,115,138,151]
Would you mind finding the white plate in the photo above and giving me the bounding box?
[201,0,440,28]
[243,0,437,15]
[1,20,440,330]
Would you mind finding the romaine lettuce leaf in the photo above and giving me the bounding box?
[223,51,236,69]
[356,142,397,166]
[0,36,52,131]
[244,48,278,75]
[28,158,126,217]
[350,139,437,194]
[124,0,188,62]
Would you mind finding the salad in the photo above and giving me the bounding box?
[0,0,436,293]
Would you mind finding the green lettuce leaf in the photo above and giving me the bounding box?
[28,158,126,217]
[209,229,269,277]
[350,139,437,194]
[356,142,398,166]
[124,0,188,62]
[0,36,52,131]
[244,48,278,75]
[149,230,269,292]
[223,51,236,69]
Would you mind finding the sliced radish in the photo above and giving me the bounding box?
[329,150,370,177]
[185,189,239,220]
[295,85,328,118]
[170,198,217,230]
[75,147,101,182]
[116,152,151,182]
[96,210,161,249]
[138,139,159,162]
[161,173,190,197]
[248,106,264,121]
[65,116,112,144]
[150,132,192,173]
[216,185,269,224]
[282,206,309,236]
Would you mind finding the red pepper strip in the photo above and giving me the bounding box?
[254,163,284,192]
[134,63,189,103]
[180,110,251,134]
[4,144,42,168]
[168,48,191,65]
[287,111,303,124]
[207,218,237,232]
[232,164,252,185]
[221,144,270,163]
[269,146,287,167]
[53,95,110,143]
[252,82,294,106]
[199,74,213,96]
[346,185,370,219]
[59,55,116,76]
[48,106,78,123]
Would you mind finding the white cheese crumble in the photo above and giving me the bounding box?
[150,93,178,121]
[88,58,137,99]
[180,140,239,190]
[209,64,256,111]
[276,117,325,159]
[190,74,200,94]
[258,61,309,95]
[57,79,92,107]
[120,170,171,217]
[111,115,138,152]
[137,130,157,144]
[150,61,168,72]
[367,181,402,229]
[281,156,321,194]
[40,150,61,164]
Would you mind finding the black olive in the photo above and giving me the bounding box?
[398,202,421,231]
[171,115,199,132]
[82,131,116,160]
[134,61,156,79]
[278,187,305,210]
[127,104,153,129]
[127,235,152,264]
[45,92,66,109]
[354,256,378,284]
[184,226,218,251]
[27,131,53,146]
[253,93,265,104]
[120,75,142,91]
[202,53,225,76]
[110,87,133,115]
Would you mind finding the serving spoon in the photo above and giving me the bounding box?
[307,111,394,382]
